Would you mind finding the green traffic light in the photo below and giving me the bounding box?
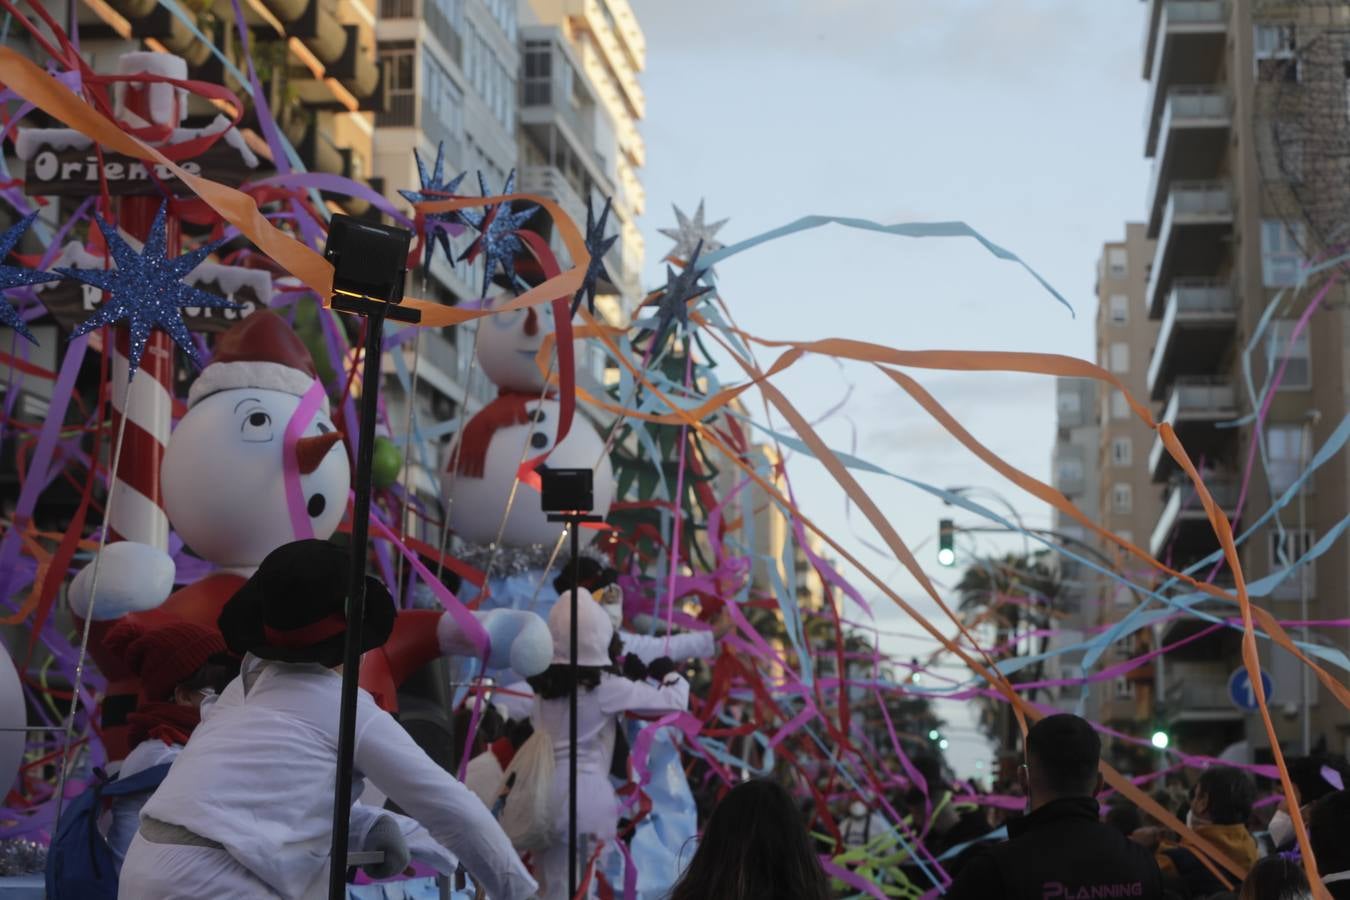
[1150,731,1170,750]
[938,518,956,567]
[928,729,941,741]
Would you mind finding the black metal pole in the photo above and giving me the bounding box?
[568,515,580,899]
[327,306,386,899]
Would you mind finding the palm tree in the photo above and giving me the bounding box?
[954,552,1061,749]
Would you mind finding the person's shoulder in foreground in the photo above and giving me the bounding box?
[945,714,1164,900]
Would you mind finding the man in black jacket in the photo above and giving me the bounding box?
[945,714,1164,900]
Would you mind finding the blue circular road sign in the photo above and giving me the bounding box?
[1228,667,1275,712]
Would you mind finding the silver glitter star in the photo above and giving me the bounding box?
[658,200,727,262]
[62,203,237,377]
[0,213,59,345]
[399,142,468,270]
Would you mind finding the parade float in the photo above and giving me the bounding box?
[0,9,1341,899]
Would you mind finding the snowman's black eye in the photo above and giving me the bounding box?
[530,432,549,449]
[241,408,274,443]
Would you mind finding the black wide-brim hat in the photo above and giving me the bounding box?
[219,539,395,667]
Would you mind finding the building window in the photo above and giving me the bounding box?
[1108,342,1129,374]
[1255,23,1298,82]
[420,51,463,153]
[1266,424,1310,495]
[1111,483,1132,514]
[377,41,417,127]
[1107,248,1127,278]
[1114,677,1136,700]
[523,40,552,106]
[1057,390,1082,418]
[1111,393,1130,421]
[1269,528,1316,600]
[1265,320,1311,391]
[1057,457,1085,489]
[1108,294,1129,325]
[1261,220,1304,287]
[1111,437,1133,467]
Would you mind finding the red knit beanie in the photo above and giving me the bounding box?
[104,617,228,703]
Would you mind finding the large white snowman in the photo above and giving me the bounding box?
[444,297,614,550]
[69,311,550,758]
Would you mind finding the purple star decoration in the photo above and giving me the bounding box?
[458,170,538,299]
[398,142,468,270]
[0,213,61,346]
[62,203,237,377]
[571,196,619,318]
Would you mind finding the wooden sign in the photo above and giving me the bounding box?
[21,139,269,197]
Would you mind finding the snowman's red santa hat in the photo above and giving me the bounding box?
[188,311,327,410]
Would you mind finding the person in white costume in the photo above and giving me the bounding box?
[118,540,537,900]
[500,589,690,900]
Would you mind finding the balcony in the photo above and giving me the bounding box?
[1149,474,1239,561]
[379,0,462,63]
[1145,182,1233,317]
[1163,661,1243,720]
[1143,1,1228,154]
[1149,378,1239,480]
[1146,280,1237,399]
[1146,89,1231,235]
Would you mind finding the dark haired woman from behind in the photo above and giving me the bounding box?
[667,779,832,900]
[1239,854,1312,900]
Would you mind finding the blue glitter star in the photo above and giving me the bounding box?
[571,196,619,319]
[62,203,237,377]
[649,240,712,353]
[0,213,60,346]
[398,142,468,270]
[458,170,538,298]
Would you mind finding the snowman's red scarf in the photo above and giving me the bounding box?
[453,391,554,479]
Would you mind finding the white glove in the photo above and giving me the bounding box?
[437,608,553,677]
[67,542,175,621]
[359,814,410,879]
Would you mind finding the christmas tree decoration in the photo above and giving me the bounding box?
[649,240,712,354]
[571,196,618,318]
[658,199,728,262]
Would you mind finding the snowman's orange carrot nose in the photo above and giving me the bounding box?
[296,432,344,474]
[524,307,539,336]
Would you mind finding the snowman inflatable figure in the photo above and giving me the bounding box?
[442,296,615,616]
[70,311,550,758]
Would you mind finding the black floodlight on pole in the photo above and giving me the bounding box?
[542,465,603,899]
[323,215,417,900]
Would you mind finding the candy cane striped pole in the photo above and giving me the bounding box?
[106,196,175,552]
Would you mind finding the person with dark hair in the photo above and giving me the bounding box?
[1310,789,1350,899]
[900,756,993,878]
[1135,766,1259,899]
[945,714,1163,899]
[1239,855,1312,900]
[1107,802,1146,838]
[502,587,689,899]
[1266,755,1350,853]
[666,779,831,900]
[117,540,537,899]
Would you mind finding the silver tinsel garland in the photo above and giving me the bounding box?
[0,838,46,876]
[453,541,607,579]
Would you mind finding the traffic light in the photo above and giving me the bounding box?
[938,519,956,567]
[1150,730,1170,750]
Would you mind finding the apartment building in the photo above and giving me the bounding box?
[1048,378,1101,718]
[1141,0,1350,759]
[1092,226,1163,771]
[520,0,645,307]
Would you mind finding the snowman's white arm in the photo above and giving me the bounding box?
[66,542,175,621]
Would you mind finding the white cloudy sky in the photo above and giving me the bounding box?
[628,0,1152,778]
